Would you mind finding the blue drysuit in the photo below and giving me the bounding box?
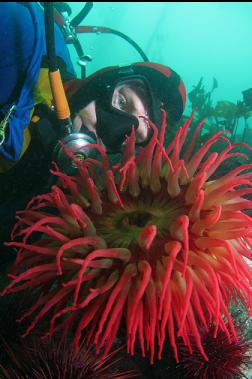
[0,2,75,161]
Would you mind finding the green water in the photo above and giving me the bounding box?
[67,3,251,103]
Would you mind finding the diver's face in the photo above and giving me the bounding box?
[73,82,151,146]
[112,83,150,144]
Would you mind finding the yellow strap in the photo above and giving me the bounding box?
[34,68,53,107]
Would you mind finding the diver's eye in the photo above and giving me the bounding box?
[117,94,127,110]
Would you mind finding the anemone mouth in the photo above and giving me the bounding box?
[120,210,152,228]
[96,188,188,254]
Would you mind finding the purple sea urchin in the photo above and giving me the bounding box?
[173,324,252,379]
[0,337,138,379]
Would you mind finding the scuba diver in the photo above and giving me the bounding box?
[0,2,186,262]
[65,62,186,155]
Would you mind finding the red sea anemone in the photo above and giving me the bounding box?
[2,110,252,364]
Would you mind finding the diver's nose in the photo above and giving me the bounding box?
[135,113,150,143]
